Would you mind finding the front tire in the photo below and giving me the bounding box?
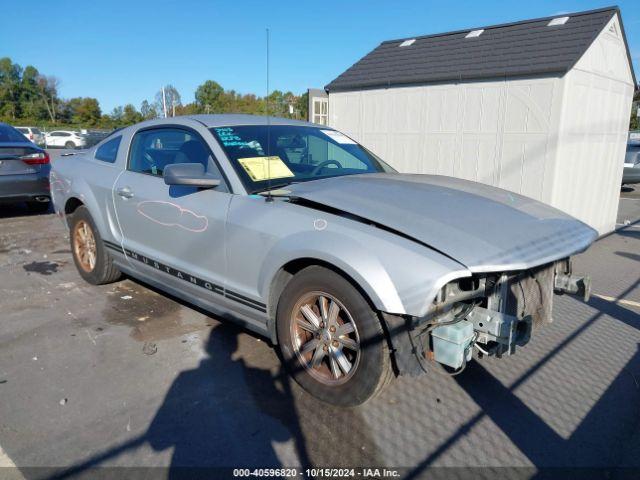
[276,266,393,406]
[69,206,121,285]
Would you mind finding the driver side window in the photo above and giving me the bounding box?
[129,128,222,179]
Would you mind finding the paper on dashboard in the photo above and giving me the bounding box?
[237,156,295,181]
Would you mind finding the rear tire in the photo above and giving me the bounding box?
[65,141,75,149]
[69,206,121,285]
[276,266,393,406]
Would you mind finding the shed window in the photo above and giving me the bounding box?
[399,39,416,47]
[312,99,328,126]
[547,17,569,26]
[465,29,484,38]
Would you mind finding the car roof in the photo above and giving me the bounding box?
[116,115,328,135]
[184,114,320,128]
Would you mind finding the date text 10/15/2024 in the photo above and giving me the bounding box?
[232,468,401,478]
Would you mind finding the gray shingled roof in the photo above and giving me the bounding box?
[326,6,635,92]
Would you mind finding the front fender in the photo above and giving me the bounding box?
[258,229,406,315]
[257,214,471,319]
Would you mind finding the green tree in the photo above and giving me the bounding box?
[296,91,309,121]
[1,57,309,126]
[66,97,101,126]
[0,57,22,119]
[122,104,142,125]
[98,114,115,129]
[110,106,124,122]
[630,87,640,132]
[19,65,45,119]
[195,80,224,113]
[35,75,60,122]
[140,99,158,120]
[155,85,181,117]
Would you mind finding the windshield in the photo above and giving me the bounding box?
[626,142,640,166]
[211,125,394,193]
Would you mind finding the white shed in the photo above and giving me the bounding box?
[326,7,636,234]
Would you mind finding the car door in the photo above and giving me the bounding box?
[113,126,232,306]
[49,132,63,147]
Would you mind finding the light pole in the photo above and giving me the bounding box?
[162,86,167,118]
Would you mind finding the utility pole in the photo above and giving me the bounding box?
[162,86,167,118]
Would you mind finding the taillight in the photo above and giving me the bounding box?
[22,151,50,165]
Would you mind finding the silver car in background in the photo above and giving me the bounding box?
[623,140,640,185]
[50,115,596,405]
[15,126,45,146]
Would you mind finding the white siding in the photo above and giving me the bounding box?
[328,14,634,234]
[553,14,634,233]
[330,76,564,205]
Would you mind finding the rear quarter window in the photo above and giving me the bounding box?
[95,136,122,163]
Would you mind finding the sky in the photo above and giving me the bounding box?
[2,0,639,113]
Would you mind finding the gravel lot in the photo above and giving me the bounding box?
[0,191,639,478]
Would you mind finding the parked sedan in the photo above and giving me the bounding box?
[50,115,596,405]
[45,130,86,149]
[0,123,51,212]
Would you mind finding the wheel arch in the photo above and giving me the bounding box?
[58,177,117,242]
[64,197,85,226]
[265,256,396,344]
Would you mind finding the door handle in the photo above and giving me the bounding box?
[116,186,134,199]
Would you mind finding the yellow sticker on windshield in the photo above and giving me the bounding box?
[238,156,294,181]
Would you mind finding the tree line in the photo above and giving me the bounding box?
[0,57,308,129]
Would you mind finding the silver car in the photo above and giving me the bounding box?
[623,140,640,185]
[50,115,596,405]
[15,126,45,146]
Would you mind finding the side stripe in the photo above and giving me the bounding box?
[103,242,266,312]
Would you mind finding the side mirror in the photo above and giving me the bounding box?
[163,163,221,188]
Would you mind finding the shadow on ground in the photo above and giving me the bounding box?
[48,323,382,479]
[0,202,52,219]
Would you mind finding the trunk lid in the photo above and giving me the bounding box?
[0,144,42,176]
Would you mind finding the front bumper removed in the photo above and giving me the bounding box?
[382,258,591,375]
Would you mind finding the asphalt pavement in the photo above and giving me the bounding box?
[0,194,639,479]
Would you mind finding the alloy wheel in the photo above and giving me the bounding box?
[290,291,361,385]
[73,220,97,272]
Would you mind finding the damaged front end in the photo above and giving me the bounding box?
[384,258,591,376]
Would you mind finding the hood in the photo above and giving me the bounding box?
[287,173,597,272]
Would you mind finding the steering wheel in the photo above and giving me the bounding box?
[310,159,343,176]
